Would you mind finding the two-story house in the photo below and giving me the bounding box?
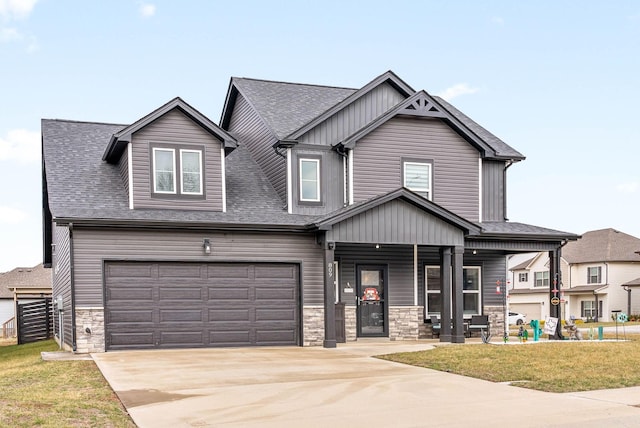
[509,228,640,322]
[42,71,577,353]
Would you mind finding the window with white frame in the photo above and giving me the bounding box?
[518,272,528,282]
[180,149,202,195]
[534,271,549,287]
[152,146,204,197]
[153,148,176,193]
[299,158,320,202]
[425,266,481,316]
[403,161,432,200]
[587,266,602,284]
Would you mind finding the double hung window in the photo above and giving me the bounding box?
[299,158,320,202]
[425,266,481,316]
[587,267,602,284]
[152,146,203,196]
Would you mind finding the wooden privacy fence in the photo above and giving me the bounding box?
[17,298,53,344]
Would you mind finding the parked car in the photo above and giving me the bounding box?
[509,312,526,325]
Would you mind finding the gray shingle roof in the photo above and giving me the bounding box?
[562,228,640,264]
[479,221,578,240]
[0,264,51,299]
[42,119,313,227]
[232,77,357,139]
[434,96,525,160]
[509,256,536,271]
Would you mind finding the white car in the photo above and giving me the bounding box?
[509,312,526,325]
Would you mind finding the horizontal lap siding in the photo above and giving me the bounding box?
[131,109,223,211]
[354,117,480,222]
[299,83,406,146]
[228,94,285,202]
[292,149,344,215]
[71,229,324,307]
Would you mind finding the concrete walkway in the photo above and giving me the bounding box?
[92,340,640,428]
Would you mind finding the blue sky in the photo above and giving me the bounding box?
[1,0,639,272]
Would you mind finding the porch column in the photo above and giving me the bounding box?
[549,248,564,340]
[323,240,337,348]
[451,246,465,343]
[439,247,452,342]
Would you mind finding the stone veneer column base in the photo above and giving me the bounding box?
[388,306,423,340]
[345,305,357,341]
[302,306,324,346]
[75,307,105,353]
[485,305,506,339]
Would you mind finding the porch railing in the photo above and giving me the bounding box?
[2,317,15,338]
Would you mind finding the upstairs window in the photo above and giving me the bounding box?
[403,160,432,200]
[180,149,202,195]
[153,148,176,194]
[587,266,602,284]
[152,145,204,197]
[534,271,549,287]
[518,272,528,282]
[300,158,320,202]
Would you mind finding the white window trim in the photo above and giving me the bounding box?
[152,147,176,194]
[127,142,134,209]
[299,158,321,202]
[425,265,482,316]
[478,157,483,222]
[403,161,432,200]
[287,148,292,213]
[587,266,602,284]
[348,149,354,205]
[220,147,226,212]
[534,271,550,287]
[179,149,203,195]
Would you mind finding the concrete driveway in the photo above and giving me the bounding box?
[92,340,640,428]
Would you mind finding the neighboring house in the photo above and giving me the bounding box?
[0,264,52,337]
[42,71,577,353]
[509,229,640,322]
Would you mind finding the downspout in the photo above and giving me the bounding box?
[503,160,514,221]
[69,222,77,351]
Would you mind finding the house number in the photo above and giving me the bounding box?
[327,263,333,278]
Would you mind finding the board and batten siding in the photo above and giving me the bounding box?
[70,228,324,308]
[291,148,344,215]
[298,82,406,146]
[336,244,415,306]
[353,117,480,222]
[130,109,223,211]
[117,147,129,198]
[52,223,73,348]
[326,199,464,247]
[227,93,286,202]
[482,160,505,222]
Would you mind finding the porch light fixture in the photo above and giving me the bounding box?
[472,250,477,255]
[375,244,380,249]
[203,238,211,254]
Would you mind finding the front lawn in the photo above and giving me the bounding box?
[0,340,135,427]
[380,333,640,393]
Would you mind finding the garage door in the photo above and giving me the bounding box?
[510,303,544,321]
[104,261,300,350]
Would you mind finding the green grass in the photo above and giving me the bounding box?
[379,334,640,393]
[0,340,135,427]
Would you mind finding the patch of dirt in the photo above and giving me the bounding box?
[117,389,200,408]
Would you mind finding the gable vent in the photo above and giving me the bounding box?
[398,95,446,118]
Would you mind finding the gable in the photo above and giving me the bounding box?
[324,198,465,246]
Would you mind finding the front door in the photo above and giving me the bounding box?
[356,265,387,337]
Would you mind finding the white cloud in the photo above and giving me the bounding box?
[0,129,40,162]
[0,0,38,20]
[139,2,156,18]
[0,25,20,41]
[0,206,28,224]
[436,83,480,101]
[616,182,639,194]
